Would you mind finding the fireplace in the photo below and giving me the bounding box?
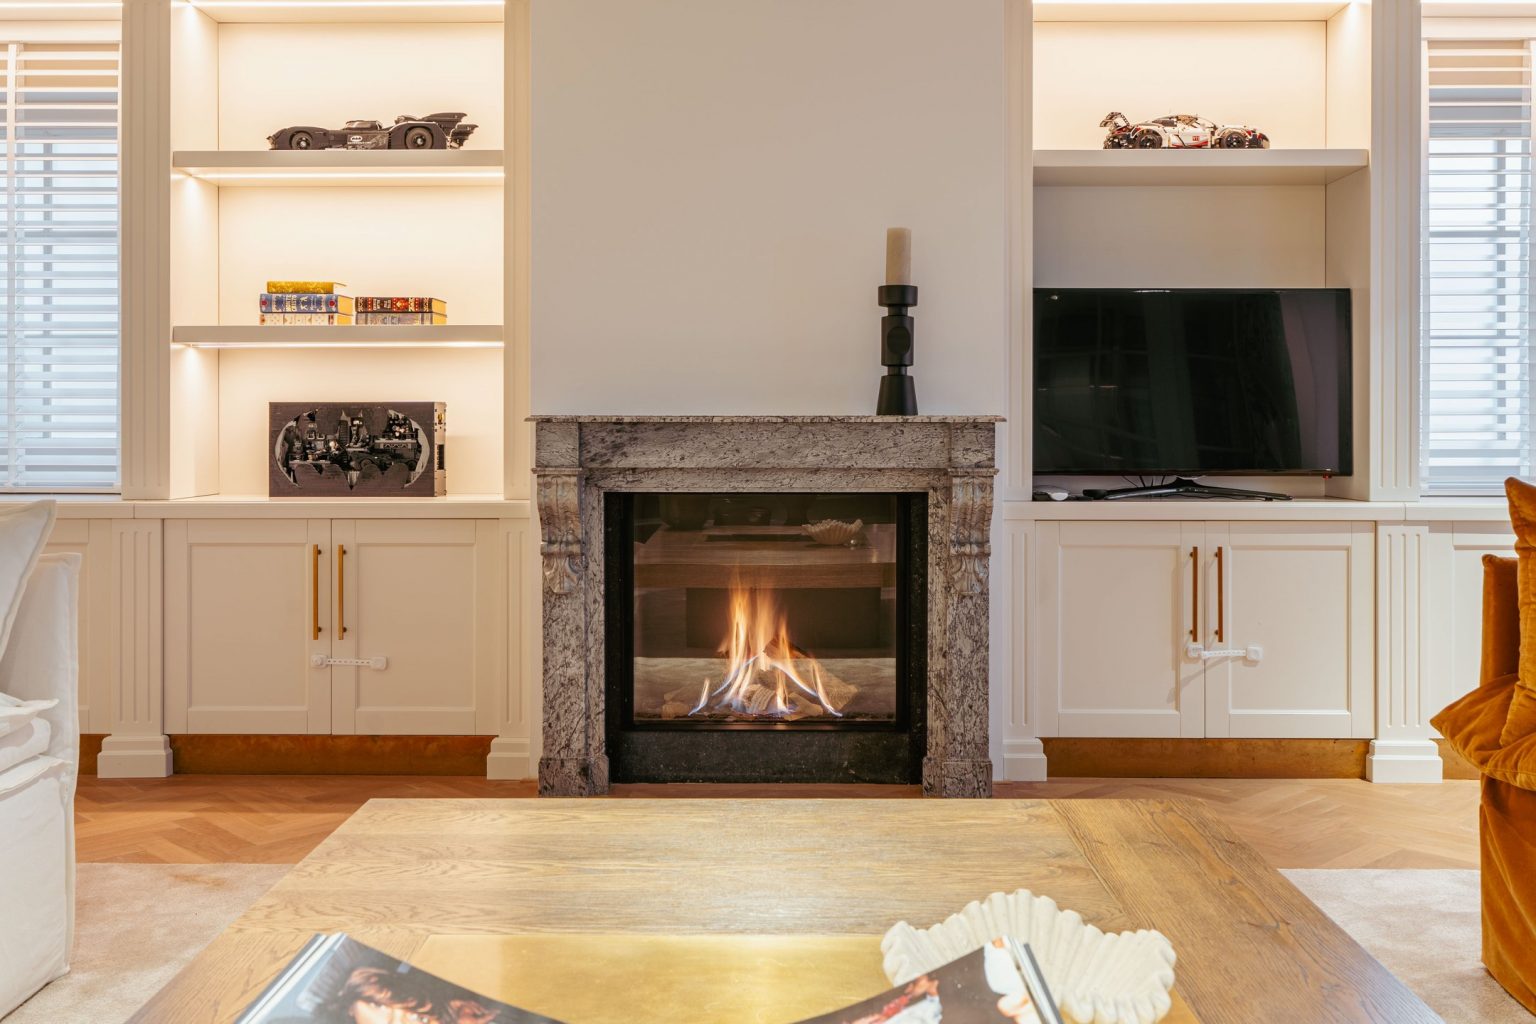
[533,415,998,797]
[605,491,927,783]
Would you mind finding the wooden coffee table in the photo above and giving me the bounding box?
[128,799,1438,1023]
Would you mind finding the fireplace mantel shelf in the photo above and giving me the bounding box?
[529,414,1005,424]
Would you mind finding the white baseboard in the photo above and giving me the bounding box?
[486,735,535,781]
[95,734,173,779]
[1001,737,1048,782]
[1365,739,1443,784]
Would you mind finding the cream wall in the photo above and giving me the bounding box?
[528,0,1008,416]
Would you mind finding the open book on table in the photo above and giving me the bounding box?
[234,933,1066,1024]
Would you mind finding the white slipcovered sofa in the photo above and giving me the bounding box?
[0,501,80,1018]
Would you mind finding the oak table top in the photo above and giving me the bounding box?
[128,798,1438,1023]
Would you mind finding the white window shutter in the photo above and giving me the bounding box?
[0,40,119,492]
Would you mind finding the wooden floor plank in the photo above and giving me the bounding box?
[75,775,1481,869]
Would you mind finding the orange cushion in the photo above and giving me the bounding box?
[1501,478,1536,746]
[1434,674,1519,773]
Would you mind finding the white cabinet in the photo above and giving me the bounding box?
[165,519,330,733]
[165,518,504,735]
[1036,520,1373,739]
[330,520,502,736]
[1036,521,1203,737]
[1204,523,1373,739]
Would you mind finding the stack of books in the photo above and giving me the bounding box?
[356,296,449,325]
[260,281,353,325]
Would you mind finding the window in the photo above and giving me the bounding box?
[1423,38,1534,493]
[0,40,119,492]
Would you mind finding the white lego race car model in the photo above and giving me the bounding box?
[1100,111,1270,150]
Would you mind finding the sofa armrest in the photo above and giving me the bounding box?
[1483,554,1521,687]
[0,553,80,772]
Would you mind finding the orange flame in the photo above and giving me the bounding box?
[689,585,843,719]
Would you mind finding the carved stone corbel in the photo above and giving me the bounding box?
[948,470,995,596]
[536,469,584,595]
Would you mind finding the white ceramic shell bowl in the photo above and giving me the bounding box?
[880,889,1177,1024]
[802,518,864,545]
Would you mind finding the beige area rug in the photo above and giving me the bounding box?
[1284,869,1533,1023]
[3,863,289,1024]
[3,864,1528,1023]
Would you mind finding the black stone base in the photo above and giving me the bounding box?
[609,728,921,785]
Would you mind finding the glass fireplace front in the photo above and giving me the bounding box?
[605,491,926,783]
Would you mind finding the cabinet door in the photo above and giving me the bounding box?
[43,519,112,734]
[165,519,332,734]
[1426,522,1516,723]
[1036,521,1203,737]
[1203,522,1373,739]
[330,519,503,735]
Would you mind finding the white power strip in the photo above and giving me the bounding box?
[309,654,389,670]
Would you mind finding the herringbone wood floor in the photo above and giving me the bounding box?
[75,775,1481,869]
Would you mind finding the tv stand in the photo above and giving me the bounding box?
[1083,478,1292,501]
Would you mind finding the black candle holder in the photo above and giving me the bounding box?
[876,284,918,415]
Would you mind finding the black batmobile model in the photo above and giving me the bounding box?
[267,112,477,151]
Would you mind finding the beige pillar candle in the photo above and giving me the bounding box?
[885,227,912,286]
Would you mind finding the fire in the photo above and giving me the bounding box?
[689,585,844,719]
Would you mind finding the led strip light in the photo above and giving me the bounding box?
[182,0,504,10]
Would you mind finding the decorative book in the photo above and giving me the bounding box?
[267,280,345,294]
[259,313,355,326]
[270,402,446,497]
[355,312,448,325]
[235,933,1064,1024]
[260,293,355,315]
[357,296,448,314]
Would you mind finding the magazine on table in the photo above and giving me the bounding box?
[234,933,1066,1024]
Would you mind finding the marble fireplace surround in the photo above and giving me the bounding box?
[533,415,1001,797]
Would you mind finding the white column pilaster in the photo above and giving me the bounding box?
[1368,523,1442,783]
[97,519,170,778]
[119,0,173,500]
[1368,0,1422,500]
[488,513,539,780]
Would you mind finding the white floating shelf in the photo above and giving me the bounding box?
[172,150,505,187]
[1034,149,1369,187]
[1033,0,1353,21]
[177,0,505,24]
[172,325,504,349]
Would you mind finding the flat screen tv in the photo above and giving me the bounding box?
[1034,288,1353,483]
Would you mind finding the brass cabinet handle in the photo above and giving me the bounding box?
[311,544,323,640]
[337,544,348,638]
[1216,546,1225,643]
[1190,546,1199,642]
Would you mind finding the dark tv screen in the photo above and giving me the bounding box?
[1033,288,1353,476]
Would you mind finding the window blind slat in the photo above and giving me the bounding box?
[1424,39,1534,493]
[0,40,120,492]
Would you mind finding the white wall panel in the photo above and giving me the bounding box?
[529,0,1007,416]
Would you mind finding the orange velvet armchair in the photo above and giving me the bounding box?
[1432,554,1536,1013]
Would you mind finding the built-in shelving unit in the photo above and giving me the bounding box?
[1025,0,1374,502]
[171,325,504,348]
[172,149,505,187]
[166,0,509,499]
[1033,148,1368,187]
